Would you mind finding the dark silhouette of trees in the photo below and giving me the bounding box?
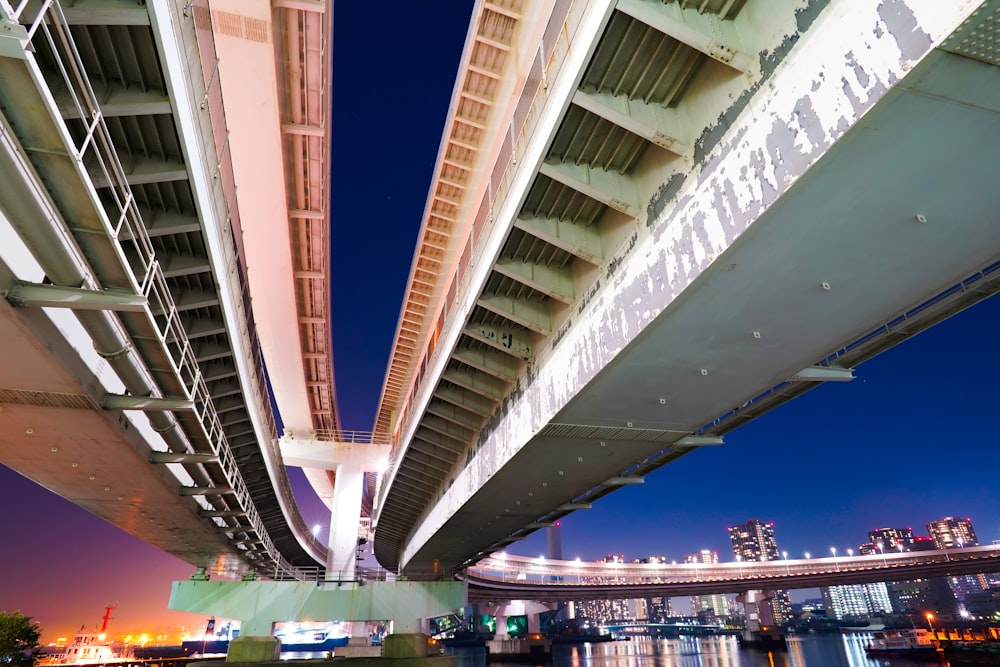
[0,610,42,667]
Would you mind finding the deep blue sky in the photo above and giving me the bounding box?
[3,0,999,642]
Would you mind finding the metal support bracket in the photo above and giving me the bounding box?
[102,393,194,411]
[4,281,146,311]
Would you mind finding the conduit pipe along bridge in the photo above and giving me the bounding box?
[461,546,1000,602]
[372,0,1000,578]
[0,0,341,579]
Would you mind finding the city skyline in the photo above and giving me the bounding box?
[3,0,1000,645]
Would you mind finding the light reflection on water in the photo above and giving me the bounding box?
[276,651,332,660]
[455,634,949,667]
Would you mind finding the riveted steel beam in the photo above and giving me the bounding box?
[425,399,485,432]
[477,293,551,335]
[616,0,753,72]
[88,156,188,187]
[494,257,575,305]
[539,161,641,218]
[414,427,467,456]
[452,346,519,382]
[574,89,691,157]
[442,367,508,401]
[514,216,603,265]
[60,0,151,25]
[57,80,169,118]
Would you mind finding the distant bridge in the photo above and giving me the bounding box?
[461,546,1000,602]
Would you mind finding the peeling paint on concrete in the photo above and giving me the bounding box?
[878,0,932,62]
[400,0,984,568]
[845,51,870,89]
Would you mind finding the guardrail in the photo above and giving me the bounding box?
[310,430,392,445]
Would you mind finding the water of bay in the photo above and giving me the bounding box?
[453,634,950,667]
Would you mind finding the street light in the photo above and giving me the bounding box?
[925,612,936,639]
[736,554,743,579]
[805,552,811,559]
[782,551,789,575]
[831,547,839,572]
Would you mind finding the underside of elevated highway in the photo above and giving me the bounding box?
[372,0,1000,577]
[0,0,335,578]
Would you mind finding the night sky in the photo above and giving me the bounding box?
[2,2,1000,643]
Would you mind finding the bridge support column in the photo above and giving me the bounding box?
[335,622,382,658]
[328,462,364,580]
[484,601,552,661]
[277,436,391,582]
[170,579,465,661]
[736,590,785,650]
[225,635,281,663]
[490,600,554,637]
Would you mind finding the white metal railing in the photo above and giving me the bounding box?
[311,430,392,445]
[466,545,1000,587]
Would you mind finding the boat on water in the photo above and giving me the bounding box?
[180,619,350,656]
[865,629,940,658]
[273,624,351,652]
[39,607,136,666]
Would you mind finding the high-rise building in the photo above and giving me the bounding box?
[546,522,563,560]
[799,598,825,612]
[685,550,728,618]
[821,583,892,620]
[645,596,676,622]
[926,517,985,600]
[821,585,868,620]
[728,519,792,623]
[948,575,987,602]
[575,554,632,622]
[926,517,978,549]
[573,597,637,623]
[861,583,893,616]
[888,578,957,616]
[729,519,781,562]
[909,536,937,551]
[634,556,666,564]
[865,529,957,614]
[867,527,916,553]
